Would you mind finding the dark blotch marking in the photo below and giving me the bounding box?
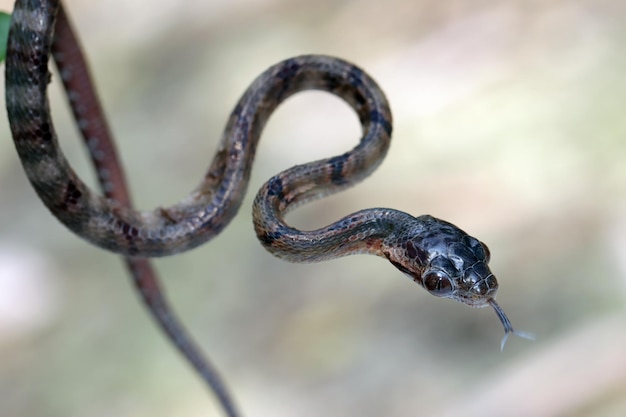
[274,59,301,101]
[116,219,140,242]
[10,47,47,85]
[258,229,283,246]
[35,122,53,142]
[353,91,366,107]
[406,240,418,259]
[276,59,301,81]
[328,154,349,185]
[369,110,392,136]
[29,47,49,81]
[60,180,82,210]
[323,73,340,92]
[267,176,284,198]
[406,240,429,265]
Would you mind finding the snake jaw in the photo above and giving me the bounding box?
[488,298,535,350]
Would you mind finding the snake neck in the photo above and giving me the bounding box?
[253,183,416,263]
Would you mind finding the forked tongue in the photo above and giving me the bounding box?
[488,298,535,351]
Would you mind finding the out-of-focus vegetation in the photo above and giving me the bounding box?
[0,12,10,62]
[0,0,624,416]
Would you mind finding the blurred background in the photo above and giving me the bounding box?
[0,0,625,416]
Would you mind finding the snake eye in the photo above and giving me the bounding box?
[423,271,453,297]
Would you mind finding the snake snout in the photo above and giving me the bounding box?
[461,264,499,306]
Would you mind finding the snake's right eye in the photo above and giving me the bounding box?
[423,271,453,297]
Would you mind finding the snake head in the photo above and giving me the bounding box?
[383,214,533,349]
[383,215,497,307]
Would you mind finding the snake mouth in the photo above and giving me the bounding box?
[454,283,496,307]
[456,295,491,308]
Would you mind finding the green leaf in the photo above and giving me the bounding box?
[0,12,11,63]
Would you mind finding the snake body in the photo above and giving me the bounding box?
[7,0,528,378]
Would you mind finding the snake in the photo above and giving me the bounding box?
[5,0,530,413]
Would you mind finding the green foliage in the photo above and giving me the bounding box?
[0,12,11,62]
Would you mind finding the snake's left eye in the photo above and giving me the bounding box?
[423,271,453,297]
